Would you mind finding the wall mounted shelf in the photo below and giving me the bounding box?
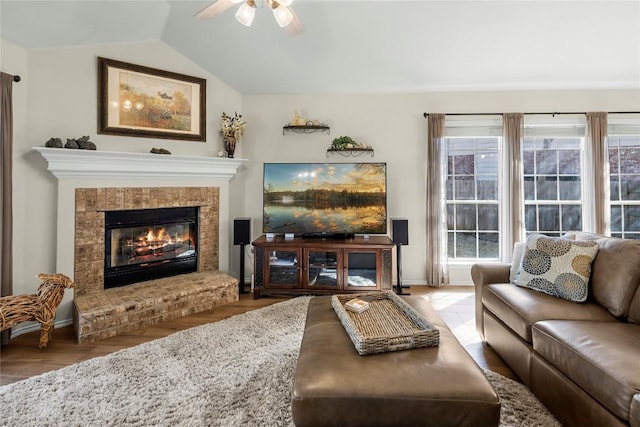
[283,125,330,135]
[326,148,374,158]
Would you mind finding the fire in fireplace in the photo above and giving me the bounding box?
[104,207,198,288]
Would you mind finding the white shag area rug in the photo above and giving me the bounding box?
[0,297,561,427]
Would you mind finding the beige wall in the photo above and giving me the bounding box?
[0,38,244,333]
[3,36,640,330]
[240,91,640,285]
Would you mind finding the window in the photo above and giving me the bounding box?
[445,137,500,259]
[523,116,586,237]
[608,120,640,240]
[522,137,583,236]
[438,113,640,262]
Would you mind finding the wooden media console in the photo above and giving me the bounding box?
[252,235,394,298]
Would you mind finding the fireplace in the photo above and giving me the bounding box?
[32,146,244,343]
[104,207,198,288]
[70,185,238,344]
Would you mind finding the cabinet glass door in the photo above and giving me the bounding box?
[345,251,378,290]
[305,249,340,290]
[267,249,299,287]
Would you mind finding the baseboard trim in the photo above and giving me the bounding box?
[10,318,74,339]
[399,280,473,286]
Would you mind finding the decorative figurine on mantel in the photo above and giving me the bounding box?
[45,135,96,150]
[45,137,63,148]
[220,111,246,158]
[75,135,96,150]
[150,147,171,154]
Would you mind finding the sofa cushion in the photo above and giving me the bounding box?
[532,320,640,422]
[483,283,616,343]
[563,231,605,241]
[514,234,599,302]
[629,285,640,324]
[588,237,640,318]
[631,394,640,427]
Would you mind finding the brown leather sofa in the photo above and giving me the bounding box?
[472,232,640,427]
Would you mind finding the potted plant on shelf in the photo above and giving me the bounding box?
[220,112,246,158]
[330,136,370,150]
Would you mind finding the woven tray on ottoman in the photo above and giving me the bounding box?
[331,291,439,355]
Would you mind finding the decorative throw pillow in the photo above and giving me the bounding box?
[513,233,599,303]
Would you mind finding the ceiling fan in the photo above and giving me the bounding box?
[195,0,304,36]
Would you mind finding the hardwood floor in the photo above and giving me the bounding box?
[0,285,515,386]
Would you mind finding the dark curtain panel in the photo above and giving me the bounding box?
[1,72,14,346]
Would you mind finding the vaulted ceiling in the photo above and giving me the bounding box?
[1,1,639,95]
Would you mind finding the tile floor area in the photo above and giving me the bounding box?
[417,286,517,381]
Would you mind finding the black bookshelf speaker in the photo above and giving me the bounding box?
[233,218,251,245]
[391,218,409,246]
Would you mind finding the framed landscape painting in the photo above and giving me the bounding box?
[97,57,206,141]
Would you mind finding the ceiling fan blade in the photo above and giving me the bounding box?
[194,0,236,20]
[284,8,304,36]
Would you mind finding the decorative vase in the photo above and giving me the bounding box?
[224,136,236,158]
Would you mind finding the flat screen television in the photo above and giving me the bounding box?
[263,162,387,237]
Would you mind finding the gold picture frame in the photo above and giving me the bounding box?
[97,57,206,141]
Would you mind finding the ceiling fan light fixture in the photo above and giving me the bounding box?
[272,4,294,28]
[196,0,302,35]
[235,0,256,26]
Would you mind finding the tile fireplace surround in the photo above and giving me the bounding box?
[33,148,244,343]
[73,186,238,343]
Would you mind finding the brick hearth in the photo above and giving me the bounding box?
[74,271,237,343]
[72,186,239,343]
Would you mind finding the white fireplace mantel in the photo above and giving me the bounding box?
[32,147,244,326]
[33,147,245,181]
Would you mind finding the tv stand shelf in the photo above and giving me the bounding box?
[252,235,393,299]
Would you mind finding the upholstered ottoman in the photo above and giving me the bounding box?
[292,296,500,427]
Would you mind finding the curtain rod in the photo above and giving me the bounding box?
[423,111,640,118]
[13,75,21,82]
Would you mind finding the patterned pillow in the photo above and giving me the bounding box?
[514,233,599,303]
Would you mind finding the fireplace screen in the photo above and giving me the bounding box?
[105,207,198,288]
[109,223,195,267]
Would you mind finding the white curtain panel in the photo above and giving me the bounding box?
[425,114,449,287]
[586,112,609,235]
[503,113,525,246]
